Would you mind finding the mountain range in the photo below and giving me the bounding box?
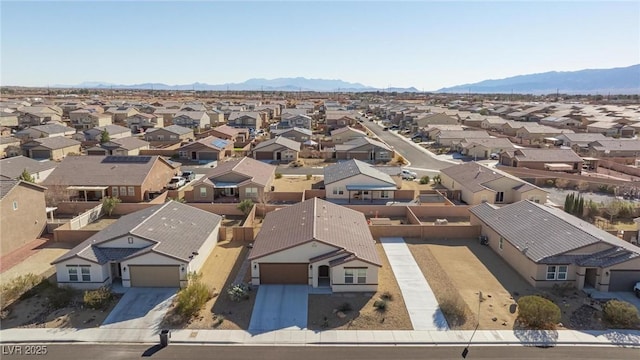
[436,64,640,94]
[54,65,639,94]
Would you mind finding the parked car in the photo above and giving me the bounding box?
[181,171,195,181]
[490,153,499,160]
[634,281,640,298]
[401,169,417,180]
[382,127,389,131]
[167,176,186,190]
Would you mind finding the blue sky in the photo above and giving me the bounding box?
[1,1,638,90]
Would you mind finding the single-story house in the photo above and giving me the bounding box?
[457,138,516,160]
[0,155,57,183]
[271,127,312,143]
[51,201,222,289]
[18,107,63,127]
[515,125,574,142]
[86,137,150,156]
[480,116,508,131]
[499,149,583,173]
[143,125,195,143]
[190,157,275,203]
[440,162,548,205]
[324,159,398,202]
[0,136,21,158]
[412,112,458,128]
[0,179,48,257]
[331,126,368,144]
[0,112,20,128]
[436,130,491,146]
[539,116,582,128]
[587,140,640,158]
[22,137,81,160]
[470,200,640,292]
[555,133,608,149]
[15,124,76,140]
[178,136,233,162]
[334,137,394,162]
[248,197,381,292]
[76,125,132,142]
[252,136,301,162]
[325,110,358,129]
[42,155,177,203]
[209,124,248,142]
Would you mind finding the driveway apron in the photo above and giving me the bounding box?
[249,285,308,332]
[101,288,177,330]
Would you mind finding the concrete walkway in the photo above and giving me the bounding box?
[380,237,448,330]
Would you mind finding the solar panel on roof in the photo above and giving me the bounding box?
[102,156,152,163]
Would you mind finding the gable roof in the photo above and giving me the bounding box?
[211,124,243,137]
[513,149,582,162]
[104,137,149,150]
[589,139,640,152]
[17,124,75,136]
[0,156,57,179]
[180,136,229,151]
[324,159,396,185]
[437,130,491,139]
[0,179,46,200]
[253,136,301,152]
[470,200,640,265]
[272,127,313,136]
[459,138,515,149]
[25,136,80,150]
[199,157,275,187]
[557,133,608,142]
[147,124,193,135]
[52,201,222,265]
[441,162,546,194]
[87,124,131,136]
[335,137,392,152]
[248,198,380,266]
[331,126,367,137]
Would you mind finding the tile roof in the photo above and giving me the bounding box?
[437,130,491,139]
[557,133,608,142]
[53,201,222,264]
[330,126,366,136]
[22,124,76,135]
[248,198,381,266]
[324,159,395,185]
[150,124,193,135]
[0,156,57,179]
[469,201,640,264]
[182,136,230,151]
[0,136,20,145]
[26,137,81,150]
[198,157,276,188]
[253,136,301,152]
[459,138,515,149]
[272,127,313,136]
[514,149,582,162]
[441,162,544,194]
[590,140,640,152]
[107,137,150,150]
[335,137,392,152]
[0,179,19,200]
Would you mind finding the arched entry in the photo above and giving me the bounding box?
[318,265,330,287]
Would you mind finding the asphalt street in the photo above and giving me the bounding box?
[2,344,637,360]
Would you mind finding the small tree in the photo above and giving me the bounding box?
[432,174,442,185]
[603,199,624,223]
[18,168,35,183]
[419,175,430,185]
[237,199,254,217]
[564,193,574,214]
[102,196,121,217]
[517,295,561,330]
[100,130,110,144]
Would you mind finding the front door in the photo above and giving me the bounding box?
[318,265,330,287]
[585,268,597,288]
[276,152,282,160]
[191,151,197,160]
[110,262,122,280]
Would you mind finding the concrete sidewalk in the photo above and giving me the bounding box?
[381,237,448,330]
[1,328,639,347]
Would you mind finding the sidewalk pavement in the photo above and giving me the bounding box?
[1,328,639,347]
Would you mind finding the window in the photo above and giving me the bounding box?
[345,268,367,284]
[378,152,390,159]
[245,187,258,197]
[119,186,126,196]
[12,201,18,210]
[127,187,135,196]
[344,269,354,284]
[380,191,390,199]
[127,236,134,244]
[332,187,344,195]
[81,266,91,282]
[546,265,568,280]
[200,187,207,198]
[529,196,540,203]
[356,269,367,284]
[495,192,504,203]
[112,186,119,197]
[499,237,504,250]
[67,266,78,281]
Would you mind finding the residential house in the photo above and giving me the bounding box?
[69,109,112,130]
[440,162,548,205]
[248,197,381,292]
[271,127,313,143]
[0,156,57,183]
[143,125,194,143]
[125,113,164,133]
[87,137,150,156]
[18,106,63,127]
[481,116,508,131]
[324,159,399,203]
[172,111,211,130]
[281,108,312,117]
[586,121,620,137]
[105,106,139,123]
[460,113,487,127]
[51,201,222,289]
[59,101,87,117]
[423,124,465,140]
[330,126,367,144]
[499,149,583,173]
[470,200,640,292]
[206,109,225,126]
[227,111,263,130]
[457,138,516,160]
[334,137,394,162]
[0,180,47,257]
[0,136,21,158]
[412,112,458,129]
[15,124,76,140]
[587,140,640,158]
[0,112,20,128]
[325,110,358,129]
[540,116,582,129]
[42,155,177,203]
[555,133,608,150]
[22,137,81,160]
[178,136,233,162]
[190,157,275,203]
[435,130,491,146]
[515,125,574,143]
[253,136,301,162]
[76,125,132,142]
[153,108,180,125]
[278,113,312,130]
[208,124,249,143]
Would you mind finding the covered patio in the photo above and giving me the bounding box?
[212,182,240,203]
[67,185,108,202]
[345,184,397,204]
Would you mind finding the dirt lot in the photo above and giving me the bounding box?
[307,243,412,330]
[163,240,255,330]
[273,176,322,193]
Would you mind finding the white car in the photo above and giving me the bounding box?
[634,281,640,298]
[167,176,186,190]
[401,169,417,180]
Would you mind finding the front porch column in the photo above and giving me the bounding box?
[83,190,88,202]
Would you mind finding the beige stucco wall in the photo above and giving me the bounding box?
[187,224,219,273]
[55,258,111,290]
[514,188,548,203]
[0,184,47,256]
[330,259,379,293]
[326,174,395,200]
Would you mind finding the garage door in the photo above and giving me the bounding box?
[129,265,180,287]
[609,270,640,292]
[31,150,51,159]
[259,263,308,284]
[198,151,218,160]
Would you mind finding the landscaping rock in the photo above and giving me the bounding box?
[492,317,498,322]
[336,311,346,319]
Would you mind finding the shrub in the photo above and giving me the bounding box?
[338,302,352,312]
[237,199,254,216]
[555,178,570,189]
[516,295,561,329]
[175,278,212,319]
[306,174,312,180]
[546,179,555,187]
[275,172,283,179]
[603,300,640,328]
[212,314,225,327]
[432,174,442,184]
[373,298,388,312]
[0,273,43,309]
[439,296,468,327]
[227,283,250,302]
[419,176,430,185]
[380,291,394,301]
[49,286,75,309]
[83,287,113,310]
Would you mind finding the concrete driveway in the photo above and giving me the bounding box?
[248,285,308,332]
[101,288,177,330]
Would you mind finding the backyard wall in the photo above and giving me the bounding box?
[369,225,480,240]
[53,229,100,244]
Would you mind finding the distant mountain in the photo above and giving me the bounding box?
[436,65,640,94]
[55,77,419,93]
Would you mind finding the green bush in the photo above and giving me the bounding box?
[49,286,75,309]
[603,300,640,328]
[373,298,388,312]
[275,172,283,179]
[419,176,430,185]
[227,283,250,302]
[306,174,312,180]
[83,287,113,310]
[237,199,254,216]
[175,279,212,319]
[0,273,43,309]
[516,295,561,329]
